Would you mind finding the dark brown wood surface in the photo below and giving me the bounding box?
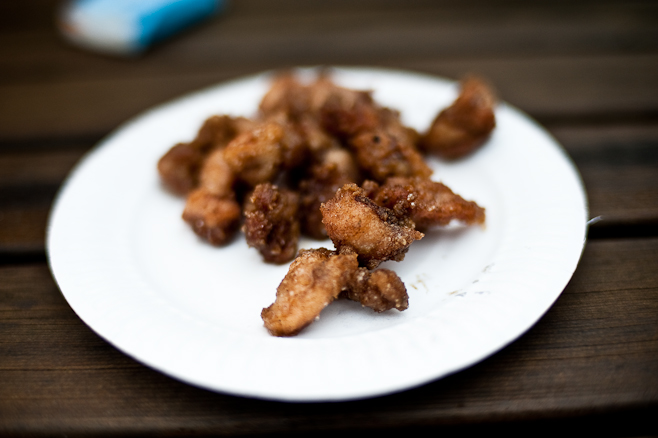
[1,0,656,436]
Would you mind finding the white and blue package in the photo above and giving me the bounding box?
[58,0,226,56]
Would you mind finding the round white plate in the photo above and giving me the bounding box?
[47,67,588,402]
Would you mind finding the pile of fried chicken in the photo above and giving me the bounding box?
[157,71,496,336]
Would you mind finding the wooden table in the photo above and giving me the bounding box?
[1,1,657,436]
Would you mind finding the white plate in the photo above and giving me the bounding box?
[47,67,588,402]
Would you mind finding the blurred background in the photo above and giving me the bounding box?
[2,0,657,140]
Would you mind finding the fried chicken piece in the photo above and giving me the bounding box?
[262,71,382,138]
[299,148,361,239]
[262,248,359,337]
[349,129,432,182]
[223,122,285,187]
[321,183,423,269]
[157,115,253,195]
[260,72,369,121]
[343,267,408,312]
[259,73,312,120]
[198,148,236,198]
[372,177,486,230]
[182,188,241,246]
[320,90,380,139]
[262,112,309,170]
[243,183,300,264]
[319,85,431,182]
[296,113,341,156]
[223,119,311,187]
[378,107,421,146]
[193,115,255,151]
[420,77,496,160]
[157,142,204,195]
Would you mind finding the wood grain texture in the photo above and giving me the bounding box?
[0,0,657,139]
[2,1,657,85]
[0,239,656,436]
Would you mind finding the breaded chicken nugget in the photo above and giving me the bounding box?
[182,188,241,246]
[157,115,253,195]
[223,122,285,187]
[373,177,486,230]
[261,112,309,170]
[259,73,311,120]
[320,90,380,139]
[262,248,359,336]
[344,267,409,312]
[349,130,432,182]
[157,142,204,195]
[298,148,361,239]
[198,148,236,199]
[193,115,255,151]
[244,183,300,264]
[420,77,496,159]
[321,183,423,269]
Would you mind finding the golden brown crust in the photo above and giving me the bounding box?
[349,130,432,182]
[258,73,311,120]
[259,111,310,170]
[298,149,361,239]
[157,116,254,195]
[344,267,408,312]
[420,77,496,160]
[320,91,380,140]
[321,183,423,269]
[192,115,253,151]
[182,188,241,246]
[262,248,359,336]
[243,183,300,264]
[372,177,486,230]
[223,122,285,187]
[198,148,236,198]
[157,142,204,195]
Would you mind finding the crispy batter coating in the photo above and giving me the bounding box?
[372,177,486,230]
[244,183,300,264]
[182,188,241,246]
[320,90,380,139]
[296,114,341,156]
[262,248,359,336]
[198,148,236,198]
[193,115,254,151]
[321,183,423,269]
[223,122,285,187]
[378,107,421,146]
[157,142,204,195]
[349,130,432,182]
[344,267,409,312]
[262,112,309,170]
[320,86,431,182]
[259,73,311,120]
[298,148,361,239]
[421,77,496,160]
[260,73,370,122]
[157,115,253,195]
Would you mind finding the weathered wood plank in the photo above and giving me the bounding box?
[552,125,658,226]
[0,238,656,435]
[1,55,656,140]
[2,0,657,86]
[0,148,86,187]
